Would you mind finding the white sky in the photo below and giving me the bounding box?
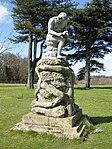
[0,4,9,22]
[0,0,112,76]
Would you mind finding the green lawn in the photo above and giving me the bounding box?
[0,84,112,149]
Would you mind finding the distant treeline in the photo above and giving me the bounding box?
[76,76,112,85]
[0,52,28,83]
[91,76,112,78]
[91,76,112,85]
[0,52,112,85]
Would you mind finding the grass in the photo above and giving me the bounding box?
[0,84,112,149]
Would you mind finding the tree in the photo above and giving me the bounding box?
[67,0,112,89]
[11,0,77,88]
[11,0,51,88]
[0,53,19,83]
[0,33,14,54]
[0,52,28,83]
[77,61,104,81]
[19,56,28,83]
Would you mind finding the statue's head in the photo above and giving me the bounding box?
[58,12,67,20]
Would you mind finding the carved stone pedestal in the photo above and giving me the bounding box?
[11,109,86,139]
[11,58,87,139]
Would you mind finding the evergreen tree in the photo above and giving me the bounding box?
[11,0,50,88]
[11,0,77,88]
[67,0,112,89]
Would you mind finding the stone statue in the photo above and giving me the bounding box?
[31,12,79,118]
[45,12,68,58]
[12,12,87,139]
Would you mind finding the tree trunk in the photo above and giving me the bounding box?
[85,47,90,89]
[32,37,37,86]
[27,31,33,89]
[32,40,44,84]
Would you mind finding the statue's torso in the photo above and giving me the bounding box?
[51,17,66,32]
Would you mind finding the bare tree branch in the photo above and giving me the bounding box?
[0,32,15,54]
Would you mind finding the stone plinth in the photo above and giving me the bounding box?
[11,109,86,139]
[11,58,87,139]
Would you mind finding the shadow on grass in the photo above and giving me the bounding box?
[90,116,112,125]
[74,87,87,90]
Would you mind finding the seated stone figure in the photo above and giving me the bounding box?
[45,12,68,58]
[31,13,79,118]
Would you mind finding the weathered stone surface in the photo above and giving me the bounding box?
[32,58,78,118]
[11,57,88,138]
[11,110,85,139]
[31,105,65,118]
[37,58,69,67]
[22,109,82,127]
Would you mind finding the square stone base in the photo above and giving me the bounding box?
[11,109,86,139]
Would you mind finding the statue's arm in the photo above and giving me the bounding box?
[63,21,68,36]
[48,18,63,37]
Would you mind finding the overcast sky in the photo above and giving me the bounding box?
[0,0,112,76]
